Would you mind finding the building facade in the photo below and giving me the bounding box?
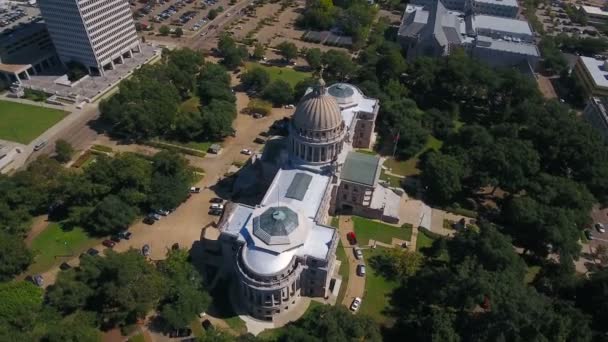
[574,56,608,97]
[398,1,539,70]
[411,0,518,17]
[201,80,401,323]
[38,0,140,74]
[583,97,608,142]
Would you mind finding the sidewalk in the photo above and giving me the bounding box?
[338,216,366,308]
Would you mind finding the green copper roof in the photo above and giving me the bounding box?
[252,206,299,245]
[340,152,380,186]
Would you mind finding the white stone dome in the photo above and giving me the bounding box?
[292,83,343,132]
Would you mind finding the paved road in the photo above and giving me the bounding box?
[187,0,252,50]
[338,216,366,310]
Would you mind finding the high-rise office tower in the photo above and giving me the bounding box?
[38,0,140,75]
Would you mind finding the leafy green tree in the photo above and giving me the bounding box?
[277,305,381,342]
[262,80,294,106]
[422,108,454,139]
[43,311,100,342]
[241,67,270,90]
[0,281,44,332]
[46,270,94,314]
[149,151,192,211]
[322,50,356,82]
[208,8,219,19]
[577,268,608,336]
[198,63,236,104]
[0,231,32,280]
[200,100,237,140]
[158,250,210,330]
[294,77,317,100]
[164,48,205,99]
[276,41,298,62]
[174,27,183,37]
[252,42,266,60]
[297,0,336,30]
[159,25,170,36]
[421,152,465,205]
[85,195,137,235]
[305,47,323,71]
[54,139,74,163]
[218,33,247,69]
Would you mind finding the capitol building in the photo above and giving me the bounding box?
[201,79,402,323]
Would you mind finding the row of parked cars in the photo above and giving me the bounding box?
[585,223,606,241]
[346,231,365,312]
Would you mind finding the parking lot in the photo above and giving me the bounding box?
[536,3,600,38]
[131,0,236,35]
[0,4,41,30]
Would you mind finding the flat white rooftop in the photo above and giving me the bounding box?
[475,0,518,7]
[580,56,608,88]
[474,15,533,36]
[581,5,608,18]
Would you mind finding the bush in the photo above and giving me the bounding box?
[246,98,272,116]
[91,144,113,153]
[144,140,207,158]
[23,89,48,102]
[418,226,442,240]
[66,61,88,82]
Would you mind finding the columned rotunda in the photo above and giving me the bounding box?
[289,79,346,164]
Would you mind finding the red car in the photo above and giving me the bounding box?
[347,232,357,245]
[102,239,116,248]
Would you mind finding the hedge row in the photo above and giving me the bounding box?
[144,140,207,158]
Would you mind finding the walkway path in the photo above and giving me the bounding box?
[337,216,365,308]
[24,215,50,247]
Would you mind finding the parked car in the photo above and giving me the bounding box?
[190,187,201,193]
[60,262,71,271]
[142,244,151,257]
[202,319,213,330]
[347,232,357,245]
[210,203,224,210]
[87,248,100,256]
[156,209,171,216]
[143,215,156,225]
[208,208,223,216]
[148,212,161,221]
[354,247,363,260]
[595,223,606,233]
[252,113,263,119]
[585,230,594,241]
[33,141,47,151]
[111,234,121,242]
[30,274,44,287]
[350,297,362,312]
[119,231,132,240]
[284,104,295,109]
[357,264,366,276]
[241,148,252,155]
[102,239,116,248]
[254,137,266,144]
[210,197,223,203]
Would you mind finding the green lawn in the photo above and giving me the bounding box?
[525,265,541,284]
[352,216,412,245]
[27,222,99,274]
[0,100,67,144]
[128,333,145,342]
[225,316,247,334]
[163,140,215,152]
[330,216,339,228]
[383,135,444,177]
[416,229,436,251]
[355,149,377,155]
[335,240,349,305]
[245,62,311,87]
[361,247,399,326]
[180,95,201,113]
[379,169,402,188]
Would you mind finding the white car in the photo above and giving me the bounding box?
[210,203,224,210]
[350,297,362,312]
[241,149,252,155]
[354,247,363,260]
[595,223,606,233]
[284,104,295,109]
[33,140,47,151]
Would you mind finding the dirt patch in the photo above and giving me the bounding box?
[537,74,558,100]
[24,215,50,247]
